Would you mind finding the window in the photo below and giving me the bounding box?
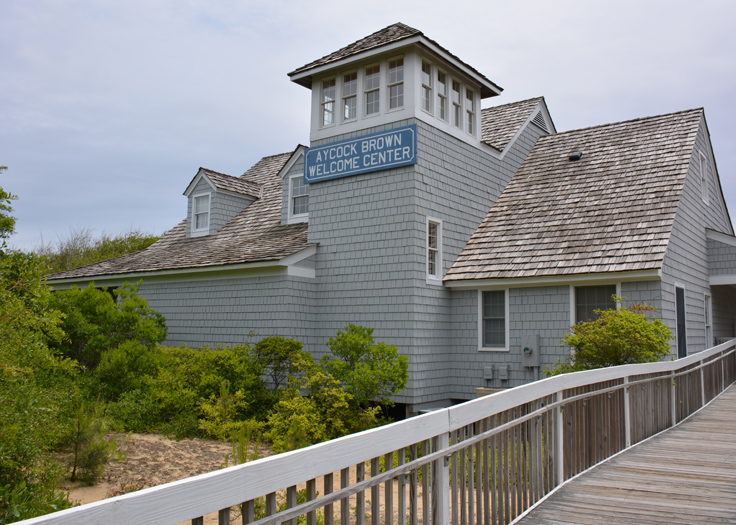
[481,290,507,349]
[699,152,710,204]
[421,62,432,113]
[437,71,448,121]
[342,72,357,121]
[321,78,336,126]
[705,294,712,348]
[426,218,442,280]
[387,58,404,110]
[451,80,462,128]
[289,175,308,218]
[465,88,476,134]
[574,285,616,323]
[192,193,210,233]
[364,65,380,115]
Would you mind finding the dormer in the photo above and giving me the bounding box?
[288,23,502,147]
[183,168,261,237]
[278,146,309,225]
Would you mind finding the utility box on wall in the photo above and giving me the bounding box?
[521,334,541,368]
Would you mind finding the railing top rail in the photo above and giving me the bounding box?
[19,339,736,525]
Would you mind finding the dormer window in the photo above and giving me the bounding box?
[343,72,357,121]
[321,78,336,126]
[388,58,404,110]
[364,65,381,115]
[289,174,309,222]
[192,193,210,235]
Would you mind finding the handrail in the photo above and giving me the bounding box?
[19,339,736,525]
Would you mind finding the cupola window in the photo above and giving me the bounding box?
[437,71,448,121]
[342,72,357,121]
[388,58,404,109]
[451,80,462,128]
[421,62,433,112]
[321,78,336,126]
[364,65,381,115]
[466,88,476,134]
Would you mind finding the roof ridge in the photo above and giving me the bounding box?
[550,107,704,138]
[199,167,237,178]
[481,96,544,112]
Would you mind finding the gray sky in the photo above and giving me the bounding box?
[2,0,735,251]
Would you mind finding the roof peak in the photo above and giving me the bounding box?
[552,107,704,138]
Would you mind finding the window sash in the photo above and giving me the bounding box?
[290,176,309,216]
[427,220,440,278]
[193,194,209,231]
[364,65,381,115]
[321,78,336,126]
[482,290,506,347]
[575,285,616,323]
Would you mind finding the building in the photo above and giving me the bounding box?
[48,23,736,413]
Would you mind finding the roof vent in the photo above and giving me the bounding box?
[531,111,549,132]
[568,151,583,161]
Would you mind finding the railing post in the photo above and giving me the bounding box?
[433,433,450,525]
[670,371,677,426]
[721,352,726,393]
[623,376,632,447]
[555,391,564,485]
[700,359,706,406]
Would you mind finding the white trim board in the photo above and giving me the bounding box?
[445,270,661,289]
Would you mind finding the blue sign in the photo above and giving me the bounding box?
[304,125,417,183]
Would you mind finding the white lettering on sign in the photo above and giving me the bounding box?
[304,125,416,183]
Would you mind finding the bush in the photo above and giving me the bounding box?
[68,402,117,485]
[38,228,159,274]
[321,324,408,406]
[49,283,166,370]
[549,300,672,375]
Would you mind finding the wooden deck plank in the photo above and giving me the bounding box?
[517,384,736,524]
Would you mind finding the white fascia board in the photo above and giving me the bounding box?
[710,274,736,286]
[278,146,306,180]
[444,269,661,289]
[183,171,216,197]
[290,36,500,96]
[47,246,318,286]
[706,229,736,247]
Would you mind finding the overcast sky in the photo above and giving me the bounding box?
[2,0,735,251]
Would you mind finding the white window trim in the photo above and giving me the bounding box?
[426,217,443,285]
[436,69,448,122]
[190,192,211,237]
[569,282,621,325]
[704,292,712,349]
[287,174,308,224]
[478,288,510,352]
[320,77,336,129]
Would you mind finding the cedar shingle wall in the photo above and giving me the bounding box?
[660,118,734,355]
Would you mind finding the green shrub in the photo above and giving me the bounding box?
[68,402,117,485]
[321,324,408,406]
[549,300,672,375]
[49,283,166,370]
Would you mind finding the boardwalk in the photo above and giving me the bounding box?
[517,384,736,524]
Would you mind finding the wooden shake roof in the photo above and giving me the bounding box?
[48,151,309,280]
[445,108,704,282]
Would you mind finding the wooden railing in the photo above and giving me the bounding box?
[21,339,736,525]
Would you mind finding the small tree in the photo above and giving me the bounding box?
[549,300,672,375]
[321,324,408,406]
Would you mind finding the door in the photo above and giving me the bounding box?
[676,287,687,358]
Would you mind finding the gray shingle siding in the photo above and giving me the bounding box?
[138,271,315,348]
[660,117,732,355]
[708,238,736,275]
[210,192,254,233]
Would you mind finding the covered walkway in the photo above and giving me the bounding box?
[517,385,736,524]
